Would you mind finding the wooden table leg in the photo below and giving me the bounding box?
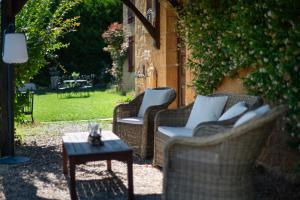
[69,158,78,200]
[62,144,68,175]
[107,160,112,171]
[127,154,134,200]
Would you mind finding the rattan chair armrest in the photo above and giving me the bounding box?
[193,123,233,137]
[143,104,166,121]
[113,103,139,118]
[154,104,193,127]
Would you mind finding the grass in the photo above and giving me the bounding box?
[16,119,113,140]
[31,88,131,122]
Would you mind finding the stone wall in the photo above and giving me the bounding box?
[134,0,178,108]
[132,1,257,105]
[130,0,300,181]
[132,1,254,106]
[121,61,135,92]
[122,4,135,92]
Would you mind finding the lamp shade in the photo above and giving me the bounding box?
[3,33,29,64]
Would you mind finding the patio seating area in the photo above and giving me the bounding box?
[1,121,299,200]
[0,0,299,199]
[153,93,263,167]
[113,87,176,159]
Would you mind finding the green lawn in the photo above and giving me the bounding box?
[32,89,130,122]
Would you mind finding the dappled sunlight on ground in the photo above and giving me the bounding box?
[0,122,162,200]
[0,122,299,199]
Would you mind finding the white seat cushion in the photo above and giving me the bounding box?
[158,126,193,137]
[218,101,248,121]
[185,95,228,129]
[117,117,144,125]
[234,105,270,127]
[137,88,173,117]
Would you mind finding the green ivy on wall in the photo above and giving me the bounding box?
[178,0,300,142]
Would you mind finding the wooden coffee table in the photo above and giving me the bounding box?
[62,131,134,200]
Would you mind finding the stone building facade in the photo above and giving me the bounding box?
[121,3,136,92]
[127,0,248,108]
[123,1,300,178]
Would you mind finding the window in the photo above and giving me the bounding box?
[127,0,135,24]
[128,36,135,72]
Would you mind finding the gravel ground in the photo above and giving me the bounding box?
[0,121,299,200]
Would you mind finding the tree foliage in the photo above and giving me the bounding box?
[14,0,81,121]
[102,22,128,90]
[58,0,122,81]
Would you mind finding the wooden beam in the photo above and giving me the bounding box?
[122,0,160,48]
[154,0,160,48]
[14,0,28,15]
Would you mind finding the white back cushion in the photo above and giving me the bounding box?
[137,89,173,117]
[233,111,257,127]
[255,105,270,115]
[185,95,228,129]
[218,101,248,121]
[234,104,270,127]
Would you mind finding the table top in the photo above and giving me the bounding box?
[62,131,132,156]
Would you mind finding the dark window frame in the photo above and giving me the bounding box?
[127,0,135,24]
[128,36,135,72]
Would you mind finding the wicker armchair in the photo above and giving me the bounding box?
[162,105,288,200]
[153,93,263,167]
[113,87,176,159]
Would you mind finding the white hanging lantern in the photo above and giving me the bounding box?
[3,33,29,64]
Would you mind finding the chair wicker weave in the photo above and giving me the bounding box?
[113,87,176,159]
[153,93,263,167]
[162,105,288,200]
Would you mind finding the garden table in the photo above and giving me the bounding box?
[58,79,91,98]
[63,79,88,87]
[62,131,134,200]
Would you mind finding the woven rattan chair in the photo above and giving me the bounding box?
[113,87,176,159]
[153,93,263,167]
[162,105,288,200]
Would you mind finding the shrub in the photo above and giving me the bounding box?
[178,0,300,148]
[102,22,128,91]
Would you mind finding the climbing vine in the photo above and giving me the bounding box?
[178,0,300,143]
[102,22,128,91]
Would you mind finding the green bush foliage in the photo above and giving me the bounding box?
[14,0,81,122]
[58,0,122,79]
[178,0,300,143]
[102,22,128,90]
